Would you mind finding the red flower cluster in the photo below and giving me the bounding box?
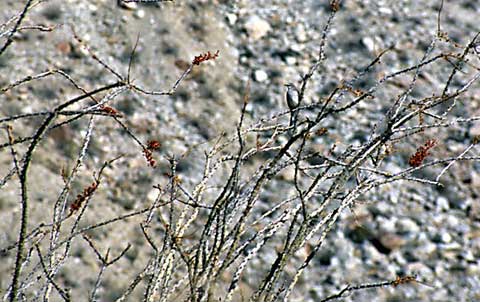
[143,140,161,167]
[192,50,219,66]
[147,140,161,150]
[70,181,98,215]
[408,139,436,167]
[143,148,156,167]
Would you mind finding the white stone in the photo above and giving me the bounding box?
[254,69,269,82]
[22,106,33,114]
[440,232,452,243]
[463,250,475,262]
[436,196,449,211]
[226,13,237,25]
[378,7,393,15]
[244,16,271,40]
[362,36,375,52]
[290,43,304,52]
[285,56,296,65]
[396,218,420,233]
[419,241,437,257]
[134,9,145,19]
[445,215,459,227]
[442,242,461,251]
[245,102,253,113]
[378,216,396,233]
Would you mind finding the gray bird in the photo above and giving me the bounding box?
[285,83,300,127]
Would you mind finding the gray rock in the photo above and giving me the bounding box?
[396,218,420,234]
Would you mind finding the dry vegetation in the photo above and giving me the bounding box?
[1,0,480,301]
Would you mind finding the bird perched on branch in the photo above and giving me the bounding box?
[285,83,300,127]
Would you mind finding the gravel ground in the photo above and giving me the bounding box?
[1,1,480,301]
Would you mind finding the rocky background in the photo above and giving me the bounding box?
[1,0,480,301]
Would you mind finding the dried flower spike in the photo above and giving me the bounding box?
[100,105,121,117]
[147,140,161,150]
[392,275,417,287]
[409,139,436,167]
[316,127,328,136]
[70,181,98,215]
[143,148,156,167]
[192,50,220,66]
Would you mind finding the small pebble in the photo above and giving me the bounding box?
[134,9,145,19]
[244,15,271,40]
[254,69,269,82]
